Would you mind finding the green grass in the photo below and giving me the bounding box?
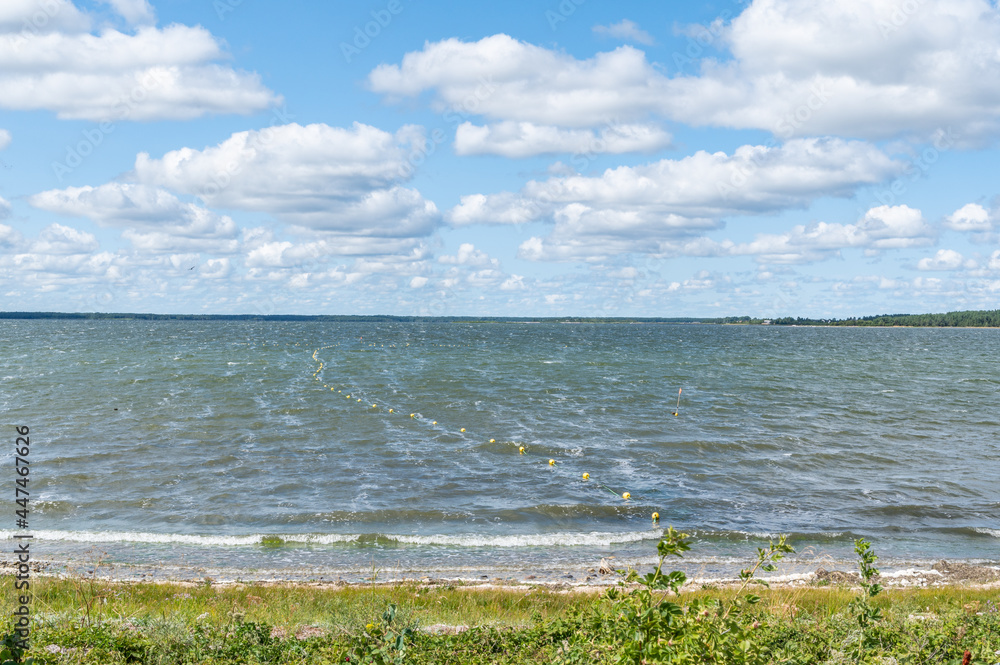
[14,576,584,630]
[3,574,999,664]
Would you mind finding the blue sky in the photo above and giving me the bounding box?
[2,0,999,317]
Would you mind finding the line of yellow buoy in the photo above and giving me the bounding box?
[308,342,670,525]
[239,338,666,524]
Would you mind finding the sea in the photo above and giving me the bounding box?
[1,320,997,584]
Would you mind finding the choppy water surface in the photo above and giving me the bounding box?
[1,320,997,581]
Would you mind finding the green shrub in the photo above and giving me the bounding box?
[555,526,794,664]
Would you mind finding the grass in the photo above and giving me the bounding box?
[16,576,585,630]
[3,574,999,663]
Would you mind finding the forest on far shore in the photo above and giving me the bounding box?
[0,309,999,327]
[761,309,1000,327]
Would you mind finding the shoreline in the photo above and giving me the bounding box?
[6,556,999,591]
[8,560,998,663]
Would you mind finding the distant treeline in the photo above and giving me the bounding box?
[0,310,998,326]
[0,311,717,323]
[764,309,1000,327]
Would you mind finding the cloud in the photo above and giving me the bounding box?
[0,197,10,220]
[0,0,91,33]
[945,203,992,232]
[990,251,1000,270]
[0,224,23,248]
[519,204,933,264]
[724,205,933,264]
[450,138,901,261]
[454,121,671,157]
[245,237,429,270]
[0,6,279,120]
[0,129,10,150]
[593,19,655,45]
[372,3,1000,142]
[438,243,498,267]
[0,223,113,288]
[99,0,155,25]
[29,223,99,255]
[672,0,1000,141]
[29,183,240,253]
[7,251,117,280]
[917,249,975,271]
[499,274,525,291]
[454,138,899,225]
[135,122,440,238]
[369,35,667,128]
[199,257,231,280]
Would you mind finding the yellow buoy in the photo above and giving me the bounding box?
[489,438,495,443]
[548,459,556,466]
[432,421,437,425]
[372,404,377,408]
[518,446,525,454]
[460,428,465,432]
[622,492,631,500]
[652,512,659,522]
[582,472,590,480]
[388,409,393,413]
[357,398,362,402]
[410,413,415,418]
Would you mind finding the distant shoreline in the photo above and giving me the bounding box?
[2,309,1000,327]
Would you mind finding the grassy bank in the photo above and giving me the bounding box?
[2,574,998,663]
[3,534,999,663]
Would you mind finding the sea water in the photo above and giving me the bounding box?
[1,320,997,582]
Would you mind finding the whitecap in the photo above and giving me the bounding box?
[388,529,662,548]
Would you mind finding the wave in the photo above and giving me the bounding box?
[0,528,663,549]
[388,530,661,547]
[0,530,357,547]
[691,530,850,543]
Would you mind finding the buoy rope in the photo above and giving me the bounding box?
[307,338,667,523]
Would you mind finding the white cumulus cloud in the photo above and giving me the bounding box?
[371,2,1000,143]
[0,0,91,33]
[452,138,901,261]
[29,183,240,253]
[437,243,498,267]
[945,203,992,232]
[135,122,440,238]
[28,223,99,255]
[0,5,279,121]
[917,249,974,271]
[724,205,933,264]
[454,121,671,158]
[369,35,667,127]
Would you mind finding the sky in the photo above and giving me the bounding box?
[1,0,999,317]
